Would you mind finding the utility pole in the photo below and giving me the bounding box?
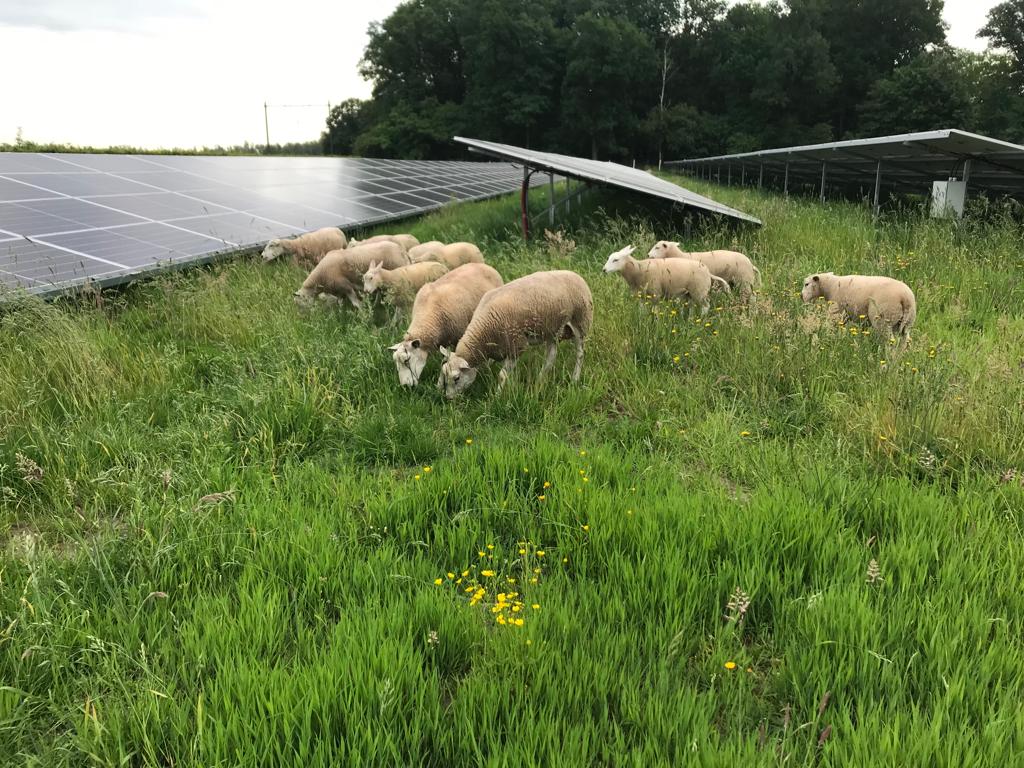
[264,101,270,149]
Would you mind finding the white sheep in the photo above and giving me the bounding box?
[602,245,728,316]
[261,227,347,268]
[438,270,593,398]
[294,241,409,308]
[388,263,504,387]
[350,234,419,252]
[801,272,917,351]
[410,241,485,269]
[363,260,449,315]
[407,241,445,261]
[648,240,761,303]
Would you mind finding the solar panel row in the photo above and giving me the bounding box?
[454,136,762,225]
[0,153,539,298]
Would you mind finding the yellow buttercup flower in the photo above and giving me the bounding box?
[724,661,737,670]
[481,570,495,577]
[465,438,473,445]
[433,578,443,585]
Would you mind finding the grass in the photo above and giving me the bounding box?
[2,177,1024,766]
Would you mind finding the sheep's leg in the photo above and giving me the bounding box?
[700,295,711,317]
[496,358,517,392]
[867,300,894,350]
[565,323,585,382]
[540,343,558,376]
[345,288,362,309]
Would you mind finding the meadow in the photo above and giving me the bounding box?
[2,177,1023,766]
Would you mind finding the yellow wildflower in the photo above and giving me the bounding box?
[536,551,546,557]
[496,614,507,625]
[481,570,495,577]
[526,639,532,646]
[487,544,494,550]
[447,572,455,579]
[530,577,539,584]
[519,548,527,555]
[581,524,590,532]
[465,438,473,445]
[434,578,443,585]
[512,605,522,613]
[423,466,432,473]
[414,474,421,480]
[538,495,546,501]
[543,481,551,489]
[513,618,524,627]
[579,450,587,456]
[531,604,540,610]
[740,431,751,437]
[724,661,737,670]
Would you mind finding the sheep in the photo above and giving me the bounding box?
[261,227,347,268]
[602,245,728,316]
[801,272,917,352]
[363,260,449,318]
[349,234,419,252]
[438,270,593,398]
[294,241,409,308]
[410,241,485,269]
[407,241,445,261]
[648,240,761,303]
[388,263,504,387]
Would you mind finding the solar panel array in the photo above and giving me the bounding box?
[665,129,1024,198]
[454,136,762,225]
[0,153,536,298]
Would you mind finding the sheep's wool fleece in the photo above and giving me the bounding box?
[455,270,592,366]
[405,263,504,349]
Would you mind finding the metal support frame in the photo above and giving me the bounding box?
[548,172,556,227]
[741,165,746,186]
[521,166,532,239]
[820,161,827,203]
[873,161,882,219]
[728,165,732,185]
[758,163,764,189]
[784,162,790,196]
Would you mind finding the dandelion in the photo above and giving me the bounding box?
[724,661,737,671]
[415,474,422,481]
[583,477,589,483]
[543,481,551,489]
[434,578,443,585]
[673,355,681,364]
[478,550,485,558]
[523,467,529,473]
[538,495,546,501]
[529,577,539,584]
[481,570,495,577]
[487,544,494,550]
[447,572,455,579]
[513,618,524,627]
[531,604,540,610]
[496,614,507,625]
[465,438,473,445]
[423,466,432,473]
[536,551,546,557]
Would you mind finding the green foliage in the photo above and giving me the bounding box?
[858,49,977,136]
[321,98,370,155]
[980,0,1024,81]
[2,182,1024,765]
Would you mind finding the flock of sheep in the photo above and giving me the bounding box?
[261,225,917,398]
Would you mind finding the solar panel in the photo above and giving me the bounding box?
[0,153,540,298]
[453,136,762,226]
[666,129,1024,199]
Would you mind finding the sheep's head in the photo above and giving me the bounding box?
[389,338,429,387]
[293,288,316,307]
[602,245,635,274]
[647,240,679,259]
[801,273,831,302]
[363,261,384,293]
[438,346,477,398]
[262,239,286,262]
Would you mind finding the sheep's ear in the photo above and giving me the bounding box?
[812,275,820,282]
[459,360,470,370]
[439,345,451,359]
[269,239,280,246]
[411,338,421,349]
[668,241,680,247]
[623,244,636,255]
[387,343,401,352]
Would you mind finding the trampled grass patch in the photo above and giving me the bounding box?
[2,180,1024,765]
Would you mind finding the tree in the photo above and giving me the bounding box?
[560,13,657,159]
[980,0,1024,85]
[322,99,369,155]
[787,0,946,136]
[858,48,976,136]
[966,53,1024,143]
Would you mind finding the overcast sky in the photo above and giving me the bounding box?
[0,0,1002,150]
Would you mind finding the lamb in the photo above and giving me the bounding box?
[801,272,917,351]
[407,241,445,261]
[363,260,449,314]
[294,241,409,308]
[410,241,485,269]
[388,263,504,387]
[602,245,728,315]
[647,240,761,303]
[438,270,593,398]
[349,234,420,252]
[261,227,347,268]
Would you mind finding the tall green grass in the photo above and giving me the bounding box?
[2,179,1023,765]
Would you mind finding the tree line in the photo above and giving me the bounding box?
[322,0,1024,163]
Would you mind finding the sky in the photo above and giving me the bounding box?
[0,0,1003,150]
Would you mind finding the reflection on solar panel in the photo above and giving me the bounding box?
[0,153,535,297]
[665,129,1024,200]
[454,136,762,226]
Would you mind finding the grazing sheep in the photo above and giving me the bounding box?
[801,272,917,351]
[363,260,449,316]
[350,234,419,252]
[438,270,593,398]
[388,263,504,387]
[648,240,761,303]
[411,241,485,269]
[261,227,347,268]
[602,245,728,316]
[407,241,445,261]
[294,241,409,308]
